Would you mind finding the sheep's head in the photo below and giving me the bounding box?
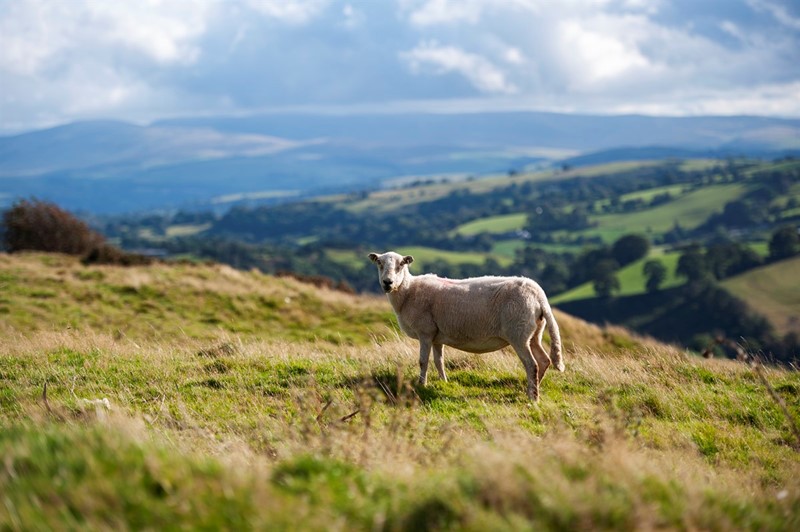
[368,251,414,293]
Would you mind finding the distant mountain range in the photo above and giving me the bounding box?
[1,112,799,214]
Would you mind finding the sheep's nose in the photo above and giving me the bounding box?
[382,280,392,291]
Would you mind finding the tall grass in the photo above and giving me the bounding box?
[1,253,799,530]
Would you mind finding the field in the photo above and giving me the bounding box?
[581,183,749,243]
[2,253,800,529]
[455,213,528,237]
[327,246,514,270]
[723,256,800,336]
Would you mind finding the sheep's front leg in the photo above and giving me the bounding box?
[511,341,540,402]
[433,343,447,382]
[418,340,432,386]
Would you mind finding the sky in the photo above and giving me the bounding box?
[1,0,799,133]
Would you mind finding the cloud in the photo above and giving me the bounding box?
[0,0,799,133]
[748,0,800,31]
[401,41,518,94]
[242,0,331,25]
[0,0,210,75]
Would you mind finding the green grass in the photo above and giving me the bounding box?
[395,246,514,267]
[2,252,800,530]
[0,253,394,344]
[619,184,687,203]
[327,246,514,268]
[455,213,528,236]
[581,183,750,243]
[723,255,800,336]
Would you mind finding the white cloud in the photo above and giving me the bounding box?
[0,0,211,76]
[748,0,800,31]
[557,18,652,86]
[243,0,330,25]
[404,0,537,27]
[0,0,799,133]
[401,41,518,94]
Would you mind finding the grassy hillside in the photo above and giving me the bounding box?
[581,183,749,243]
[2,253,800,530]
[723,256,800,337]
[327,246,514,270]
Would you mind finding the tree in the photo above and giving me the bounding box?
[611,234,650,266]
[592,259,621,298]
[2,198,104,254]
[768,225,799,262]
[676,245,709,284]
[705,242,763,280]
[643,259,667,292]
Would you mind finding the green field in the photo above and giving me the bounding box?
[327,245,514,268]
[2,253,800,529]
[452,176,749,244]
[581,183,749,243]
[395,246,514,267]
[455,213,527,236]
[552,251,683,303]
[723,255,800,336]
[619,184,687,203]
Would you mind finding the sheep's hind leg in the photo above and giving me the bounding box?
[511,340,540,402]
[418,340,432,386]
[530,318,551,385]
[433,344,447,382]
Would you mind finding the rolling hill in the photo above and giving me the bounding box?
[723,256,800,337]
[1,252,799,529]
[2,112,800,213]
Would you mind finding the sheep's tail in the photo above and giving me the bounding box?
[543,301,564,372]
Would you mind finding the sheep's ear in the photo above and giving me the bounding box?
[403,255,414,265]
[368,253,379,263]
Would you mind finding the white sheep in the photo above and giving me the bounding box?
[369,251,564,402]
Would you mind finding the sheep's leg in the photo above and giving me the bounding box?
[418,340,432,386]
[530,318,551,385]
[433,344,447,382]
[511,341,540,402]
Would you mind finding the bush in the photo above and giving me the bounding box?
[81,244,154,267]
[2,199,104,255]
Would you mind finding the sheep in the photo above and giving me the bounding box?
[368,251,564,402]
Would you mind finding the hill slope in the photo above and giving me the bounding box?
[1,253,799,529]
[723,256,800,337]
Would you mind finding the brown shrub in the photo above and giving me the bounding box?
[276,271,355,294]
[81,244,154,267]
[2,198,104,255]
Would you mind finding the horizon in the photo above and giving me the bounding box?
[5,104,800,139]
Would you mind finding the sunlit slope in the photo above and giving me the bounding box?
[723,255,800,336]
[0,253,393,344]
